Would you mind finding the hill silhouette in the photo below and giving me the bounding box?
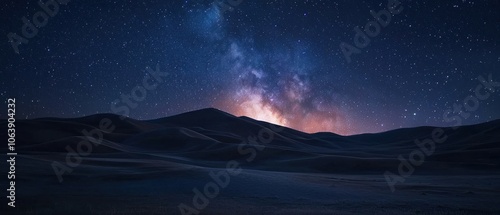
[1,108,500,214]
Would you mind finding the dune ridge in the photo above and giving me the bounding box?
[1,108,499,214]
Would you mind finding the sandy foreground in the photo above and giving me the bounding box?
[2,109,499,214]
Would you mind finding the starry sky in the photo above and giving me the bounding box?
[1,0,499,135]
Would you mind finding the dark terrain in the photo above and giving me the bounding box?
[1,108,500,214]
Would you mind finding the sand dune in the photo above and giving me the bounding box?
[1,108,499,214]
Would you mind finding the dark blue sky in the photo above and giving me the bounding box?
[1,0,499,134]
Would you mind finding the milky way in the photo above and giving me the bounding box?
[214,41,353,134]
[1,0,499,135]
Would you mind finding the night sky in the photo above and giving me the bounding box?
[1,0,499,135]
